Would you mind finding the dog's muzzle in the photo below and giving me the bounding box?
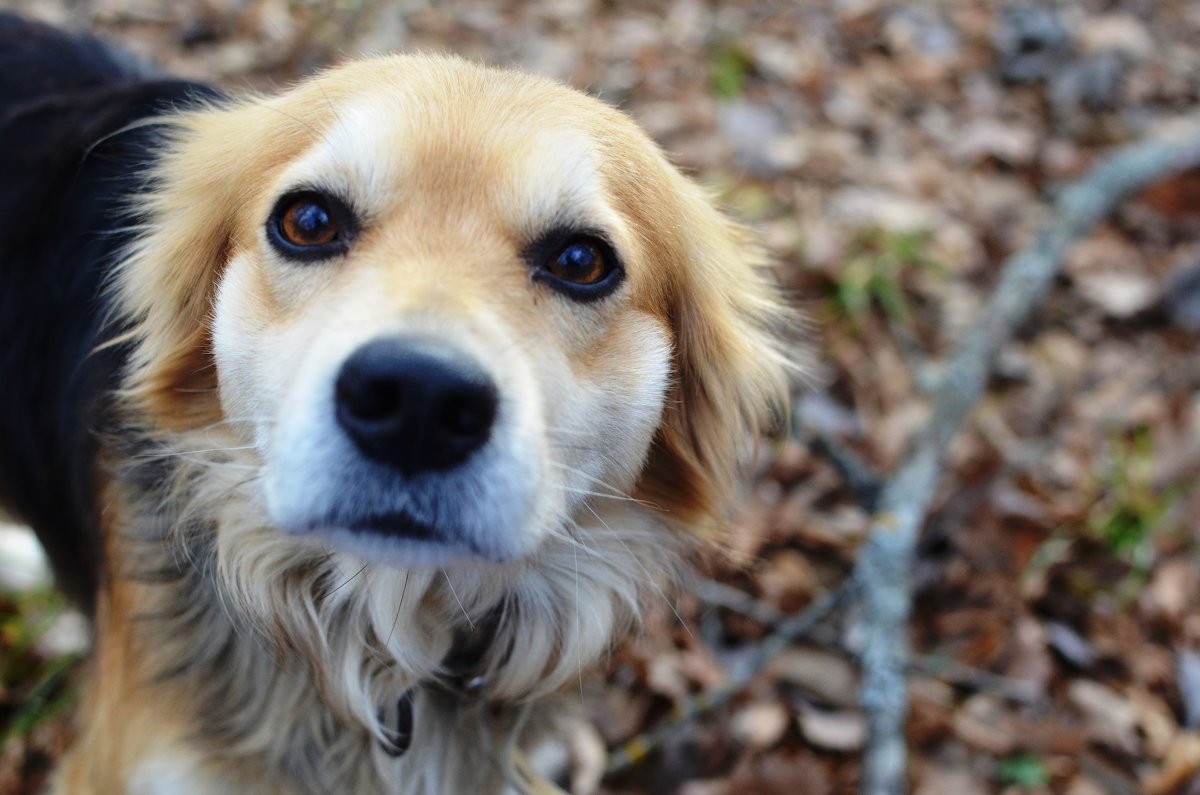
[267,331,535,564]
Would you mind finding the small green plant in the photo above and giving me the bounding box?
[5,652,81,740]
[0,587,65,685]
[1088,427,1177,556]
[832,227,942,326]
[996,754,1049,788]
[709,44,752,100]
[1024,427,1185,604]
[0,586,81,740]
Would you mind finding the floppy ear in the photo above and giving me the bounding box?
[110,99,311,431]
[635,179,800,534]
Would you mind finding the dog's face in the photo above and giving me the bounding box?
[208,64,682,566]
[118,56,793,574]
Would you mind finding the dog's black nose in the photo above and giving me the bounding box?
[335,338,498,475]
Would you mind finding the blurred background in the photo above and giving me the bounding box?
[2,1,1200,793]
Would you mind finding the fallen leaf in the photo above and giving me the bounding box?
[797,707,866,752]
[730,701,790,750]
[1073,270,1159,318]
[1143,561,1198,623]
[1068,680,1140,754]
[1078,14,1153,58]
[951,694,1018,755]
[766,647,859,708]
[915,765,990,795]
[755,550,819,610]
[1143,732,1200,795]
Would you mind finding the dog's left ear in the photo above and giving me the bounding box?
[110,99,310,430]
[634,175,801,534]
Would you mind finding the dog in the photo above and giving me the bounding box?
[0,14,797,794]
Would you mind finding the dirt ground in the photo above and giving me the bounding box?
[2,1,1200,793]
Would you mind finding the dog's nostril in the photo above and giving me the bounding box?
[338,377,401,424]
[440,390,495,438]
[335,338,498,475]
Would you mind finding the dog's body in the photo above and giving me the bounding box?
[0,16,794,794]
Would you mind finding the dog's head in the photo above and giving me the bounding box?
[117,55,795,572]
[114,54,799,759]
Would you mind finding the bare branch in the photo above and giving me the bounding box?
[604,581,855,777]
[792,417,884,511]
[854,131,1200,795]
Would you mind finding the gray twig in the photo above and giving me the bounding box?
[695,578,787,626]
[793,421,884,511]
[604,581,855,776]
[854,131,1200,795]
[910,656,1042,706]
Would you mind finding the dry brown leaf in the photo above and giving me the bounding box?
[915,765,990,795]
[1004,617,1054,698]
[1078,14,1153,58]
[951,119,1038,165]
[1143,561,1198,624]
[1063,775,1108,795]
[730,701,790,750]
[1143,733,1200,795]
[1069,680,1141,754]
[645,654,690,703]
[755,549,819,609]
[1074,270,1159,318]
[951,694,1018,755]
[1130,687,1179,760]
[728,752,833,795]
[797,707,866,752]
[766,647,859,708]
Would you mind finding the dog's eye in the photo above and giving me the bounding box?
[281,198,337,247]
[532,233,623,301]
[549,240,607,285]
[267,190,354,261]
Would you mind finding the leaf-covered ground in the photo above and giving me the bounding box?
[2,1,1200,793]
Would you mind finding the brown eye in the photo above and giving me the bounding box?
[280,197,337,247]
[268,190,356,262]
[527,231,623,302]
[548,239,608,285]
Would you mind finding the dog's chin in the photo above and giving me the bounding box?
[279,512,530,568]
[321,526,513,568]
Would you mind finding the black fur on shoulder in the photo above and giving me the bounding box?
[0,13,218,608]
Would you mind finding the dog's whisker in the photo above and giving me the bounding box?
[583,504,695,640]
[126,447,260,472]
[545,464,660,509]
[188,416,273,432]
[442,570,475,631]
[543,424,592,438]
[554,485,642,505]
[130,443,258,460]
[167,457,260,471]
[573,532,584,702]
[543,460,625,490]
[384,572,411,652]
[327,563,369,597]
[537,514,596,551]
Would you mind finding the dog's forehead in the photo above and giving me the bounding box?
[278,75,610,234]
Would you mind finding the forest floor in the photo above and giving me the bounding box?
[2,1,1200,793]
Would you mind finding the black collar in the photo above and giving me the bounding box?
[380,614,501,757]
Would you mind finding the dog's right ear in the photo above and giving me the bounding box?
[110,98,314,431]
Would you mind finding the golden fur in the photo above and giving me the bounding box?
[59,54,797,794]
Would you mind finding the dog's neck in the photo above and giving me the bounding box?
[382,614,500,756]
[114,432,684,793]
